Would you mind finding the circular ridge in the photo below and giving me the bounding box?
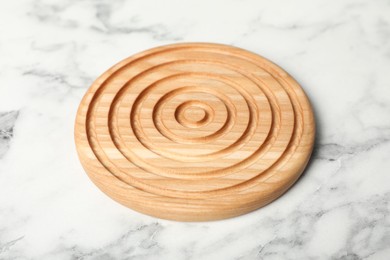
[75,43,315,221]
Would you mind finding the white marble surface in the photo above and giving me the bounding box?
[1,0,390,259]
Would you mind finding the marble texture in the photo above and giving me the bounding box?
[1,0,390,259]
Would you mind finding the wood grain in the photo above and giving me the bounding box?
[74,43,315,221]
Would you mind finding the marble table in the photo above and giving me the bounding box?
[1,0,389,259]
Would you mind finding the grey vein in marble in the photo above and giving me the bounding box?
[0,111,20,159]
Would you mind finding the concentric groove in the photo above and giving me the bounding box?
[75,43,315,221]
[151,84,237,146]
[175,100,213,128]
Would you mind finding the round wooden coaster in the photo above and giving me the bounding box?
[75,43,315,221]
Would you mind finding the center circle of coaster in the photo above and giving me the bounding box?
[74,43,315,221]
[175,100,213,128]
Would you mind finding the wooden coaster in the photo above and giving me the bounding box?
[75,43,315,221]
